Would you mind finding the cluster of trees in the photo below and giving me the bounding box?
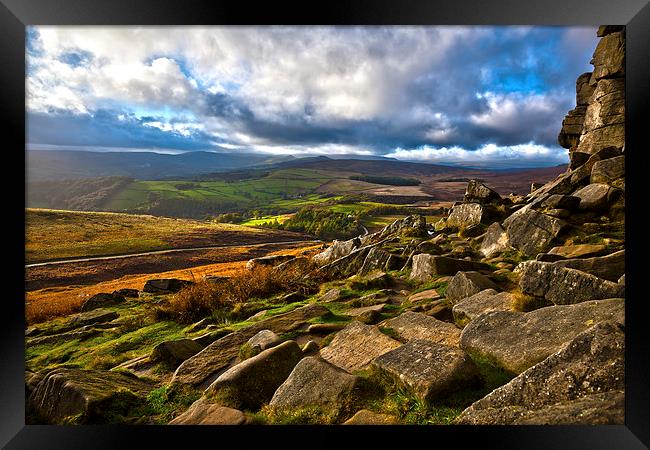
[350,175,421,186]
[271,207,364,240]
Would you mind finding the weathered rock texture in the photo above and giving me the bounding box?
[169,398,246,425]
[459,298,624,374]
[456,321,624,424]
[383,311,461,347]
[445,271,499,304]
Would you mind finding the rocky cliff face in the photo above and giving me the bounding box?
[559,25,625,166]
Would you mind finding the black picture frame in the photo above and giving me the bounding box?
[3,0,649,448]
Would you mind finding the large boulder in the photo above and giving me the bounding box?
[452,290,514,327]
[318,244,374,278]
[503,210,567,257]
[319,321,401,373]
[456,321,624,425]
[445,203,486,230]
[516,260,624,305]
[570,146,622,185]
[383,311,461,347]
[150,339,204,368]
[573,183,617,211]
[28,368,152,424]
[246,330,282,353]
[478,222,512,258]
[459,298,624,374]
[590,155,624,184]
[204,340,303,410]
[464,180,502,205]
[378,215,428,239]
[444,271,499,304]
[409,254,488,282]
[80,293,126,312]
[172,304,328,387]
[68,309,118,328]
[312,238,361,265]
[553,249,625,282]
[371,340,479,403]
[169,398,246,425]
[577,78,625,155]
[143,278,193,294]
[269,356,365,418]
[358,246,393,275]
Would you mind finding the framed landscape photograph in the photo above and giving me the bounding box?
[2,0,649,448]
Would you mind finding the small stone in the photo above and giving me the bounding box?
[169,398,246,425]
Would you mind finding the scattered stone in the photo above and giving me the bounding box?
[172,304,329,387]
[204,340,303,410]
[143,278,193,294]
[547,244,606,259]
[307,323,347,334]
[591,155,624,184]
[407,289,442,303]
[29,368,152,424]
[479,223,512,258]
[452,290,514,327]
[169,398,246,425]
[79,293,126,312]
[372,340,479,403]
[517,260,624,305]
[410,254,488,282]
[302,340,320,354]
[553,249,625,282]
[269,356,365,418]
[383,311,461,347]
[150,339,204,368]
[459,298,624,374]
[112,288,139,298]
[456,321,624,425]
[445,271,499,304]
[313,238,361,265]
[246,255,295,270]
[320,321,402,373]
[503,210,567,257]
[343,409,399,425]
[246,330,282,353]
[69,309,118,328]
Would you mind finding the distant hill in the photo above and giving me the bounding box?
[26,150,296,181]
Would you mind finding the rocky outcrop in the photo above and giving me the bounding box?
[143,278,193,294]
[456,321,624,424]
[479,223,512,258]
[246,254,295,270]
[464,180,502,205]
[410,254,488,282]
[502,210,567,257]
[313,238,361,265]
[459,298,624,374]
[372,340,479,403]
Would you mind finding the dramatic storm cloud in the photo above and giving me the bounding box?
[26,26,598,167]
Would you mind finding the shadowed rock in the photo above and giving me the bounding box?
[150,339,204,368]
[445,271,499,304]
[503,210,567,257]
[410,254,488,282]
[459,298,624,374]
[143,278,193,294]
[553,249,625,282]
[590,155,624,184]
[80,293,126,312]
[313,238,361,265]
[452,289,514,327]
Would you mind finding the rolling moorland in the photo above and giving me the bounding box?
[25,26,625,426]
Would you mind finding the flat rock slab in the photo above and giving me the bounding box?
[553,249,625,282]
[205,340,303,410]
[452,289,513,327]
[445,271,499,304]
[456,321,624,425]
[320,321,401,373]
[169,398,246,425]
[69,309,118,328]
[547,244,606,259]
[407,289,443,303]
[343,409,400,425]
[320,288,344,303]
[459,298,624,374]
[410,254,488,282]
[172,304,329,387]
[307,323,347,334]
[517,260,624,305]
[590,155,624,184]
[246,254,295,270]
[29,368,152,424]
[80,293,126,312]
[269,356,364,418]
[383,311,461,347]
[372,339,479,403]
[503,209,567,257]
[345,304,387,317]
[573,183,614,211]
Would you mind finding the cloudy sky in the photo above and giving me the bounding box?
[26,26,598,168]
